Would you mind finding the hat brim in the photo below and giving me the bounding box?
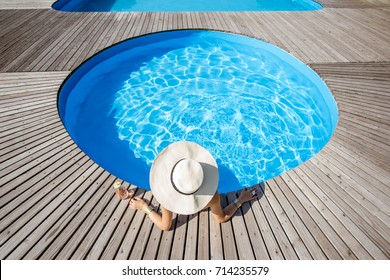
[150,141,219,215]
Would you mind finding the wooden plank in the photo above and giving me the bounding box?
[141,210,163,260]
[301,162,389,259]
[337,118,390,147]
[0,116,60,148]
[31,14,90,71]
[26,170,112,259]
[317,0,390,8]
[209,212,224,260]
[235,187,270,259]
[0,126,64,163]
[0,151,87,246]
[324,138,390,197]
[0,134,70,183]
[142,12,157,34]
[85,182,134,259]
[0,85,60,99]
[219,194,238,260]
[332,8,390,53]
[74,13,119,65]
[329,82,390,100]
[111,13,133,44]
[156,213,176,259]
[0,145,83,221]
[71,181,134,259]
[0,10,51,65]
[197,209,210,260]
[263,180,313,259]
[0,93,56,109]
[0,104,57,123]
[331,132,389,171]
[0,113,59,143]
[1,162,101,259]
[0,123,63,162]
[317,149,390,212]
[226,192,255,259]
[55,176,118,259]
[115,190,153,260]
[0,108,57,129]
[257,183,299,259]
[249,193,285,260]
[340,113,390,140]
[45,14,99,71]
[291,167,374,259]
[0,1,54,9]
[119,13,139,41]
[170,214,188,260]
[184,213,198,260]
[130,12,149,38]
[282,171,357,259]
[68,13,113,70]
[0,102,57,121]
[311,153,390,246]
[0,138,74,200]
[99,13,127,47]
[267,179,327,259]
[316,9,389,62]
[0,10,22,32]
[1,122,62,157]
[99,188,146,260]
[275,175,343,260]
[337,100,390,124]
[129,196,160,260]
[0,95,56,115]
[2,12,74,72]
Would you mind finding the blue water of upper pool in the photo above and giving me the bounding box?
[53,0,322,12]
[58,30,338,193]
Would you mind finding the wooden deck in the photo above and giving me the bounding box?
[0,1,389,259]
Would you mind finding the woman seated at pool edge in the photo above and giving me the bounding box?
[127,141,259,231]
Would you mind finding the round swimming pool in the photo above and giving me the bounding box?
[58,30,338,193]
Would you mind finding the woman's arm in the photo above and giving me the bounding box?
[130,197,173,231]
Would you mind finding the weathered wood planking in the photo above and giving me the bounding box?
[0,1,389,259]
[0,0,54,10]
[0,7,390,73]
[0,0,389,10]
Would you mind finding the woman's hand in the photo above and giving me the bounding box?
[129,197,148,211]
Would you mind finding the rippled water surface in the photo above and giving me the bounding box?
[60,31,337,192]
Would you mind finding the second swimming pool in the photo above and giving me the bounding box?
[53,0,323,12]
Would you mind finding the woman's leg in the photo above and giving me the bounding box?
[208,186,259,223]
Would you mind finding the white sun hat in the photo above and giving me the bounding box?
[150,141,219,215]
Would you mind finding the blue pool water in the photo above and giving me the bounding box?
[58,30,338,193]
[53,0,322,12]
